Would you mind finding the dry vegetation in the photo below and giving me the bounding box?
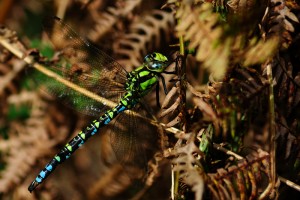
[0,0,300,199]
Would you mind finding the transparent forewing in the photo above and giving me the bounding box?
[37,17,128,116]
[110,109,162,179]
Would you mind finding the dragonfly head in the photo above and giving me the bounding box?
[143,52,168,73]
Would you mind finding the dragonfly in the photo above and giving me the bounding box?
[28,16,170,192]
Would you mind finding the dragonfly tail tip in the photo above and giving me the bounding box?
[28,181,39,193]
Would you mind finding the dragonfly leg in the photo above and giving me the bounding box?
[156,83,161,108]
[159,74,168,95]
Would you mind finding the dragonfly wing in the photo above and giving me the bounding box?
[36,17,128,116]
[109,108,162,179]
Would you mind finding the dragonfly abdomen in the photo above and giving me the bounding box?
[30,70,160,189]
[28,102,130,192]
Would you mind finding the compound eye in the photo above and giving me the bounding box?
[150,62,162,70]
[144,52,168,72]
[144,53,157,62]
[144,54,151,62]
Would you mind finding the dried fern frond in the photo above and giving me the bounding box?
[265,0,299,49]
[88,0,142,42]
[0,60,26,95]
[174,1,279,79]
[207,149,274,200]
[0,91,69,194]
[270,56,300,115]
[176,2,229,79]
[227,0,268,27]
[169,132,205,200]
[159,81,182,127]
[114,9,175,68]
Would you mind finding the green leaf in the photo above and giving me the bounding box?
[0,126,9,140]
[30,39,55,58]
[7,104,31,121]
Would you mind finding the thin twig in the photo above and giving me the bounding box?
[279,176,300,192]
[267,63,277,189]
[171,166,175,200]
[212,143,244,160]
[171,24,187,200]
[56,0,70,19]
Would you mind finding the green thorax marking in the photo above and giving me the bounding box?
[126,66,158,96]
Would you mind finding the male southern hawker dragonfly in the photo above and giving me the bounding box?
[28,16,169,192]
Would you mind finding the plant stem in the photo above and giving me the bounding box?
[267,63,277,191]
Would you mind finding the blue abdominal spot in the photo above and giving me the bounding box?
[46,164,53,171]
[39,171,46,178]
[35,177,42,183]
[118,106,126,112]
[104,118,111,124]
[91,128,97,135]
